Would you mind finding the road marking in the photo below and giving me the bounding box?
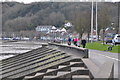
[96,53,120,61]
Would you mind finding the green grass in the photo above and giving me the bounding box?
[86,42,120,53]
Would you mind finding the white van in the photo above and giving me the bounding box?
[112,34,120,45]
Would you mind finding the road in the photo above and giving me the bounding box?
[89,49,119,79]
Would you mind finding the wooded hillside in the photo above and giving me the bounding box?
[2,2,118,32]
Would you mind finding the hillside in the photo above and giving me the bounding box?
[2,2,118,32]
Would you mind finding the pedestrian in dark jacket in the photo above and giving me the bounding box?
[81,39,86,48]
[68,37,72,45]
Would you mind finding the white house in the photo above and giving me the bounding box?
[64,22,73,28]
[35,25,54,32]
[60,28,67,32]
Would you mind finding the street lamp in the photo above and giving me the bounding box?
[118,2,120,34]
[103,28,105,45]
[96,1,98,41]
[91,0,94,43]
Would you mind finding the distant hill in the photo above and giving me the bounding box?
[2,2,118,32]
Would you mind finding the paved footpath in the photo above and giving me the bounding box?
[89,49,119,79]
[62,43,119,79]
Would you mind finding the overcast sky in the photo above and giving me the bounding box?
[1,0,120,4]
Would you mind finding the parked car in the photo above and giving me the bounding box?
[87,35,97,42]
[13,37,21,40]
[2,37,13,40]
[21,37,30,40]
[112,34,120,45]
[105,33,115,44]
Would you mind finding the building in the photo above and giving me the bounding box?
[64,22,73,28]
[36,25,54,32]
[35,25,57,40]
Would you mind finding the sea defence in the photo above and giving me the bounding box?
[0,42,114,80]
[48,42,114,79]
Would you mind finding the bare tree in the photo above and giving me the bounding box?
[98,6,111,41]
[73,11,91,39]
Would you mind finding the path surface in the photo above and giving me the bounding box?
[89,49,119,78]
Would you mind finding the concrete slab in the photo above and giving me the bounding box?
[58,65,67,69]
[72,75,90,78]
[35,73,45,76]
[57,71,70,76]
[47,69,57,73]
[82,59,99,77]
[70,62,82,65]
[71,67,86,72]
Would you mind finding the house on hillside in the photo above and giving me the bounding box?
[36,25,54,32]
[64,22,73,28]
[35,25,57,40]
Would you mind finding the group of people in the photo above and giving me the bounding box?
[68,37,86,48]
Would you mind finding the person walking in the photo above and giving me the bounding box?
[73,38,75,45]
[77,38,81,47]
[81,39,86,48]
[74,38,78,46]
[68,37,72,45]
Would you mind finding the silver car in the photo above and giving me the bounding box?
[112,34,120,45]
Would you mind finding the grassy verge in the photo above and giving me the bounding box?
[86,41,120,53]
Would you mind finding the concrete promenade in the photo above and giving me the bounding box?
[62,43,119,79]
[0,41,119,79]
[89,49,119,79]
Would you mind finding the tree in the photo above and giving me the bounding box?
[98,6,111,41]
[73,10,91,39]
[47,12,65,27]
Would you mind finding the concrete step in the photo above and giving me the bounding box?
[2,51,63,73]
[45,69,57,76]
[71,67,89,75]
[1,50,59,70]
[57,71,70,77]
[2,53,66,77]
[22,57,73,80]
[1,47,53,65]
[58,65,67,69]
[1,47,46,63]
[59,61,70,65]
[24,72,45,79]
[4,54,71,79]
[42,75,57,80]
[72,75,90,80]
[48,65,58,69]
[70,62,84,67]
[22,57,90,80]
[23,60,86,79]
[1,47,52,66]
[70,58,82,62]
[46,69,57,73]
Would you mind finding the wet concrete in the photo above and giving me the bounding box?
[0,41,43,60]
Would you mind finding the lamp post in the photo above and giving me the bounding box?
[118,2,120,34]
[96,1,98,41]
[91,0,94,43]
[103,28,105,45]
